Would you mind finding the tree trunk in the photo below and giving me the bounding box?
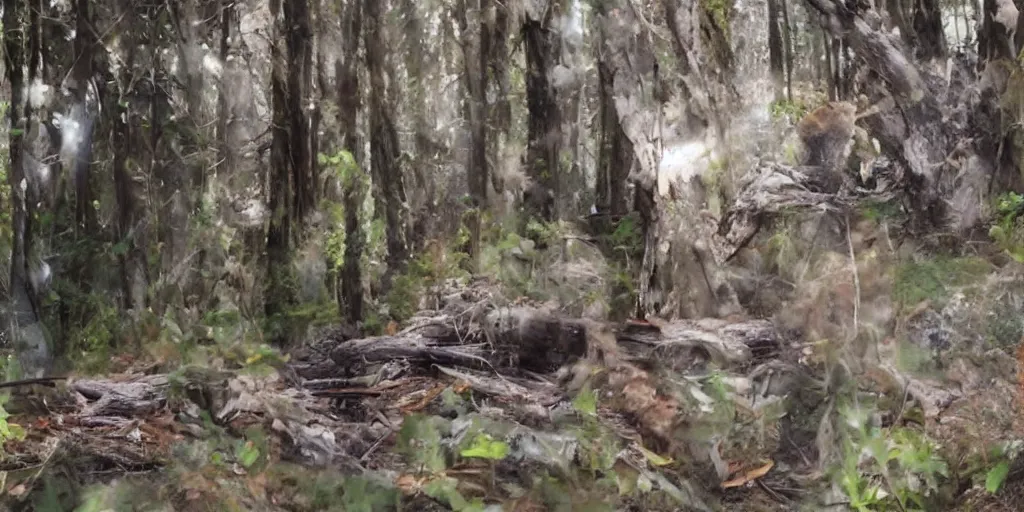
[265,0,295,322]
[662,0,739,139]
[216,1,234,177]
[337,0,365,326]
[457,0,490,273]
[4,0,51,377]
[287,0,315,224]
[364,0,409,285]
[824,33,836,100]
[912,0,947,61]
[486,0,512,198]
[595,58,632,217]
[886,0,914,47]
[522,5,563,222]
[768,0,786,101]
[781,0,794,102]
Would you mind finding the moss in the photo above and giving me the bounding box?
[701,0,733,36]
[892,257,991,309]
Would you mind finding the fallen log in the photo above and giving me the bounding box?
[298,304,783,378]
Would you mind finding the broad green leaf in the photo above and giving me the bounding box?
[459,433,509,461]
[986,461,1010,494]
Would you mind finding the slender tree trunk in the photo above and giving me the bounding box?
[265,0,295,322]
[217,1,234,177]
[364,0,409,284]
[338,0,365,325]
[457,0,490,273]
[487,0,512,198]
[768,0,786,101]
[595,59,631,217]
[781,0,794,102]
[287,0,315,224]
[824,34,836,100]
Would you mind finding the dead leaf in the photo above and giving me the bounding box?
[7,484,26,497]
[396,474,424,494]
[399,383,448,413]
[721,460,775,488]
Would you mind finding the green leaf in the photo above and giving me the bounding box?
[986,461,1010,494]
[637,445,674,467]
[237,441,260,468]
[459,433,509,461]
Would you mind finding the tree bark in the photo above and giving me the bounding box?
[768,0,786,101]
[522,4,563,222]
[364,0,409,284]
[5,0,51,377]
[216,0,234,177]
[911,0,947,61]
[595,54,632,217]
[486,0,512,198]
[338,0,365,325]
[287,0,315,224]
[265,0,295,322]
[781,0,794,102]
[456,0,490,273]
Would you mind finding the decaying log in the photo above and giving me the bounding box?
[329,334,492,372]
[304,304,783,377]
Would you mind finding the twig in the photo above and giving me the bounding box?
[0,376,65,389]
[359,428,392,462]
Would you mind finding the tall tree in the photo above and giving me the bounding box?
[287,0,315,223]
[364,0,409,284]
[457,0,490,272]
[265,0,296,320]
[5,0,51,376]
[338,0,366,325]
[768,0,786,101]
[594,6,632,218]
[522,3,564,222]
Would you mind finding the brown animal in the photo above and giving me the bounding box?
[797,98,892,191]
[797,101,858,176]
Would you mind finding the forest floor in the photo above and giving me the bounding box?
[2,221,1024,511]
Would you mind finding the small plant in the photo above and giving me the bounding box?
[0,395,26,458]
[769,99,810,122]
[834,404,950,511]
[892,257,991,309]
[989,191,1024,262]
